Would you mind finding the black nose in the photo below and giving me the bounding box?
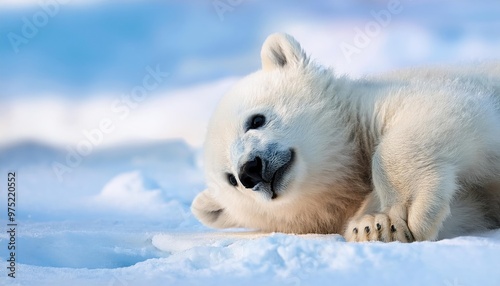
[239,157,264,189]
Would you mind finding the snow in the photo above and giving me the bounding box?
[2,223,500,285]
[1,0,500,285]
[2,139,500,285]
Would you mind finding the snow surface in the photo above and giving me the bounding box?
[2,141,500,286]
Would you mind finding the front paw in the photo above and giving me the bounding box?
[344,213,414,242]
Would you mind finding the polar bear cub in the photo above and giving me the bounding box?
[192,33,500,242]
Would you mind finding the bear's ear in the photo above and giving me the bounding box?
[261,33,307,71]
[191,189,239,229]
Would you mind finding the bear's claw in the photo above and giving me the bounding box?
[344,213,414,243]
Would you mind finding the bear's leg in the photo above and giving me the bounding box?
[345,137,458,242]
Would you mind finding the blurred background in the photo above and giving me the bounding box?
[2,0,500,148]
[0,0,500,228]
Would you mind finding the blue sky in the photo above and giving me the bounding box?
[0,1,335,98]
[0,1,251,97]
[0,0,499,102]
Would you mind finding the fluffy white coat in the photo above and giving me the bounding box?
[192,33,500,242]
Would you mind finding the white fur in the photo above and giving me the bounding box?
[192,33,500,242]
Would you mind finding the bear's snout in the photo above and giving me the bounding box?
[239,156,264,189]
[238,148,295,194]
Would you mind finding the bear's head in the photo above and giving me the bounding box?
[191,33,355,232]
